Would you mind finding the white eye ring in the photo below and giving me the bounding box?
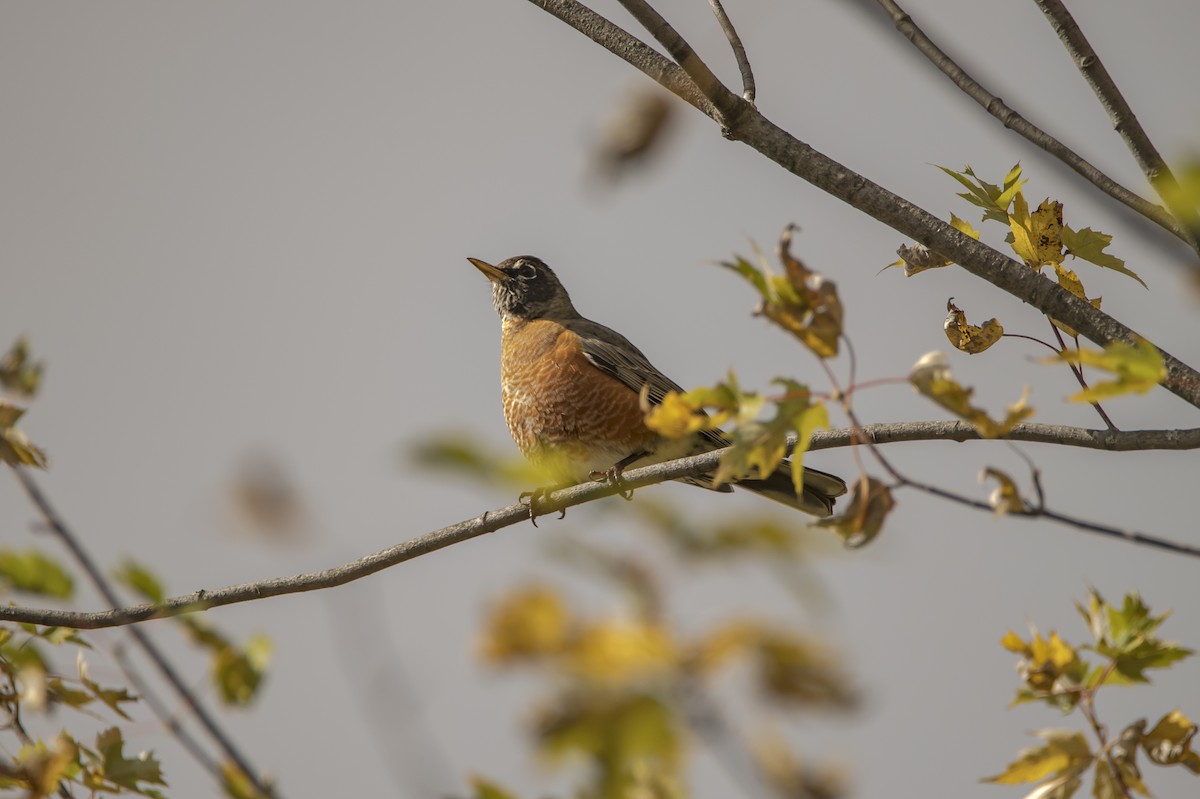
[515,261,538,279]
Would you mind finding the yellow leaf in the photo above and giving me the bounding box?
[0,401,48,468]
[567,620,675,684]
[1142,709,1200,771]
[480,586,569,663]
[0,337,44,399]
[980,467,1025,515]
[1051,339,1166,403]
[890,242,951,275]
[817,476,895,548]
[1047,264,1102,338]
[909,352,1034,437]
[886,213,981,275]
[724,226,843,358]
[985,730,1093,785]
[643,390,715,439]
[687,621,761,674]
[944,298,1004,354]
[1010,195,1064,268]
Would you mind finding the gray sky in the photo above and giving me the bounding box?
[3,1,1199,797]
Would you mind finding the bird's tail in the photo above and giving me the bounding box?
[736,462,847,517]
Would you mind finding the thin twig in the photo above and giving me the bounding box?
[1047,320,1117,431]
[11,467,275,799]
[4,422,1200,629]
[871,0,1195,252]
[1032,0,1200,252]
[707,0,755,102]
[524,0,1200,410]
[111,643,223,780]
[614,0,746,126]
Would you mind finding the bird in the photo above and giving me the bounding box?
[468,255,847,516]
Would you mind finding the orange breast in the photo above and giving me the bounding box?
[500,318,658,482]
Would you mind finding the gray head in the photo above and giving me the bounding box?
[467,256,579,320]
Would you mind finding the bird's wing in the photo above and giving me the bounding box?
[569,318,729,450]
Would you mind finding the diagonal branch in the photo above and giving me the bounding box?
[871,0,1197,256]
[4,422,1199,630]
[1032,0,1200,250]
[708,0,755,102]
[12,467,276,799]
[522,0,1200,410]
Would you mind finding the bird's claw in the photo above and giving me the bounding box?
[589,466,634,501]
[519,487,566,526]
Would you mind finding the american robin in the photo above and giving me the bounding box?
[469,255,847,516]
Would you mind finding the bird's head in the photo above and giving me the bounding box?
[468,256,578,320]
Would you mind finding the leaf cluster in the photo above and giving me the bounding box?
[989,589,1197,799]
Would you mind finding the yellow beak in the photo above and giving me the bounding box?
[467,257,509,283]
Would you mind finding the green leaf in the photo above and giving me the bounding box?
[89,727,167,794]
[114,560,167,604]
[0,548,74,598]
[1061,225,1145,288]
[0,337,44,398]
[0,402,48,468]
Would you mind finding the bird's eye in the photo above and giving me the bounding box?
[514,261,538,280]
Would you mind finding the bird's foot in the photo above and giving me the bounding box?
[519,486,567,527]
[589,466,634,501]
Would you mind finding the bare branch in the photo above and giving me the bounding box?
[523,1,1200,410]
[708,0,755,102]
[526,0,715,114]
[1032,0,1200,249]
[614,0,746,126]
[4,422,1199,630]
[872,0,1197,255]
[12,467,276,799]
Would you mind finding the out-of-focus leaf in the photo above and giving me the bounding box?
[567,620,675,685]
[211,633,272,707]
[536,693,679,772]
[817,476,894,548]
[467,776,521,799]
[1000,628,1087,710]
[944,298,1004,354]
[590,87,675,182]
[910,351,1034,437]
[221,760,275,799]
[1074,588,1192,684]
[980,467,1025,515]
[0,401,48,468]
[14,734,78,798]
[78,651,138,720]
[985,729,1092,786]
[114,560,166,604]
[0,338,44,398]
[84,727,166,795]
[1142,709,1200,773]
[480,585,569,664]
[0,549,73,598]
[1051,339,1166,403]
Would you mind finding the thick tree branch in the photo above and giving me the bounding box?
[870,0,1197,255]
[707,0,755,103]
[4,422,1198,630]
[1032,0,1200,250]
[522,0,1200,410]
[13,468,275,799]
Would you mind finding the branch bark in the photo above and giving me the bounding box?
[1032,0,1200,251]
[871,0,1196,256]
[5,422,1199,630]
[523,0,1200,411]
